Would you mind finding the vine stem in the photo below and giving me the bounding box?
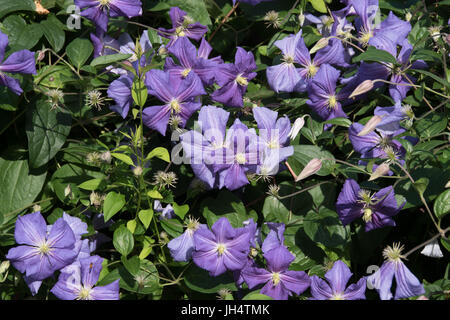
[208,2,240,42]
[404,227,450,258]
[276,180,333,200]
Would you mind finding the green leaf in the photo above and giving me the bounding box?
[167,0,212,26]
[183,264,237,293]
[111,153,135,166]
[352,46,397,65]
[289,145,335,176]
[412,69,450,89]
[303,208,350,248]
[118,259,160,294]
[138,209,154,229]
[131,79,148,107]
[26,100,72,168]
[323,117,352,128]
[242,291,273,300]
[434,189,450,220]
[172,203,189,220]
[0,0,35,19]
[146,147,170,162]
[66,38,93,70]
[113,226,134,256]
[2,15,43,51]
[414,113,447,139]
[0,152,47,223]
[103,191,126,221]
[147,190,163,199]
[413,177,429,197]
[308,0,327,13]
[77,178,103,191]
[90,53,132,67]
[40,15,66,52]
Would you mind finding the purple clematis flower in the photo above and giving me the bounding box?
[164,37,222,86]
[0,32,36,95]
[211,47,257,107]
[306,64,349,122]
[75,0,142,33]
[233,0,273,5]
[241,245,310,300]
[253,107,293,169]
[336,179,405,231]
[261,222,286,254]
[267,31,347,93]
[349,0,411,47]
[213,119,261,191]
[90,31,120,59]
[107,74,134,119]
[368,243,425,300]
[168,217,207,262]
[374,101,414,135]
[348,122,407,162]
[51,255,120,300]
[310,260,366,300]
[158,7,208,48]
[192,217,251,276]
[143,69,205,135]
[6,212,79,281]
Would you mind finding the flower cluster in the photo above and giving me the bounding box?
[6,212,119,299]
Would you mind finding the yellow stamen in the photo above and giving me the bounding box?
[169,99,181,113]
[77,287,92,300]
[236,74,248,86]
[235,153,246,165]
[181,68,191,77]
[362,208,373,223]
[272,272,281,286]
[38,243,51,255]
[216,243,226,255]
[175,26,186,37]
[328,95,337,109]
[307,63,318,78]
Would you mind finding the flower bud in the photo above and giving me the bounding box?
[368,162,390,181]
[420,239,443,258]
[37,50,46,61]
[288,116,306,140]
[33,204,41,212]
[0,261,10,274]
[35,0,49,15]
[357,115,383,136]
[298,10,305,27]
[295,158,322,182]
[349,80,374,99]
[133,166,143,176]
[310,37,329,54]
[100,151,112,164]
[405,12,412,22]
[64,184,72,198]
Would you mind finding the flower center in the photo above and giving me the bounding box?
[77,286,92,300]
[383,242,405,263]
[235,74,248,86]
[328,95,337,109]
[175,26,186,37]
[186,217,200,232]
[181,68,191,77]
[267,139,280,149]
[330,292,344,300]
[282,54,295,65]
[38,242,51,255]
[169,99,181,113]
[272,272,281,286]
[307,63,318,78]
[358,189,375,206]
[235,153,246,165]
[359,30,373,47]
[98,0,111,6]
[216,243,227,255]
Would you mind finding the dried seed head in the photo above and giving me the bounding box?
[264,11,282,29]
[153,171,178,189]
[46,89,64,110]
[86,90,106,110]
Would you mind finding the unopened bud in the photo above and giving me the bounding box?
[0,261,10,274]
[368,163,390,181]
[445,180,450,188]
[133,166,143,176]
[34,0,49,15]
[37,50,46,61]
[420,239,443,258]
[357,115,383,136]
[100,151,112,164]
[295,158,322,182]
[405,12,412,22]
[349,80,374,99]
[288,116,306,140]
[310,37,329,54]
[32,204,41,212]
[64,184,72,198]
[298,10,305,27]
[158,46,168,56]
